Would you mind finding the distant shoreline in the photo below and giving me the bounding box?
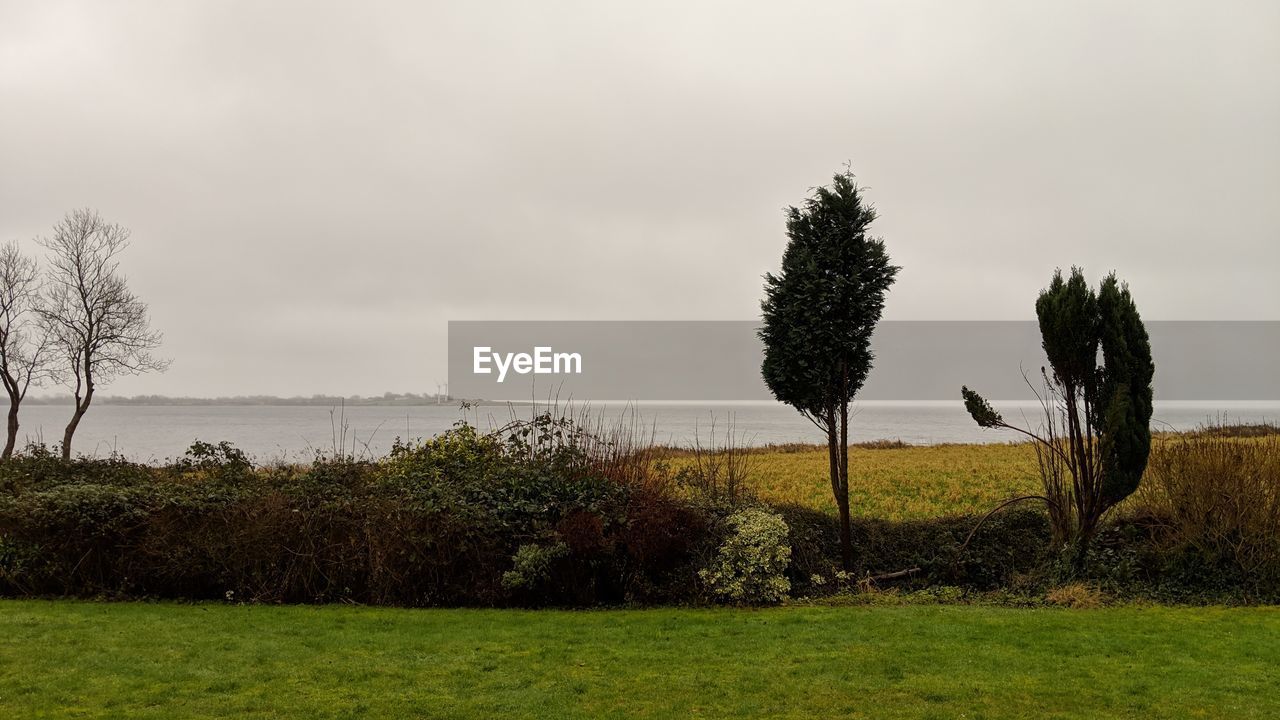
[22,396,512,407]
[20,397,1280,407]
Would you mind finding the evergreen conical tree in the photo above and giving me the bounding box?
[962,268,1154,566]
[760,170,899,570]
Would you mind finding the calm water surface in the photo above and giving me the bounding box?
[16,401,1279,463]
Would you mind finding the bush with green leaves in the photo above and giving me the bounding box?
[699,507,792,605]
[0,422,717,606]
[6,417,1272,606]
[501,541,570,594]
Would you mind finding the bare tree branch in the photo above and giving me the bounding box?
[36,209,170,459]
[0,240,54,458]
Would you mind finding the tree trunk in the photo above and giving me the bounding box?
[2,397,17,459]
[839,393,853,572]
[826,406,853,571]
[62,390,92,461]
[837,484,853,570]
[1071,535,1090,574]
[1071,516,1099,574]
[837,478,853,570]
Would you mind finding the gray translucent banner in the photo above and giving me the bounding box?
[448,321,1280,401]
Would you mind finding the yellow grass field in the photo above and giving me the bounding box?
[742,443,1040,519]
[673,429,1276,520]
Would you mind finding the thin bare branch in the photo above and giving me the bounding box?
[35,209,169,459]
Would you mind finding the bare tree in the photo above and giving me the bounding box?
[0,241,53,458]
[38,209,169,459]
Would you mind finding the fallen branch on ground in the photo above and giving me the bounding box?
[857,566,921,591]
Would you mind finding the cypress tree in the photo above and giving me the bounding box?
[760,171,899,570]
[963,268,1154,566]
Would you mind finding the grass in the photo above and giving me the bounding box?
[667,441,1041,519]
[678,430,1280,520]
[2,600,1277,719]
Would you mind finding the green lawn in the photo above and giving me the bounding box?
[1,601,1277,719]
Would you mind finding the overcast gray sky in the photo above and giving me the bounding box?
[1,1,1276,397]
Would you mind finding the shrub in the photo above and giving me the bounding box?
[1137,429,1280,594]
[556,509,612,557]
[0,418,729,607]
[172,440,254,476]
[618,488,712,603]
[699,508,792,605]
[0,443,156,495]
[775,503,1052,594]
[502,542,570,593]
[5,421,1277,606]
[963,268,1154,565]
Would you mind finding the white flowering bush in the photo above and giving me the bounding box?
[699,508,792,604]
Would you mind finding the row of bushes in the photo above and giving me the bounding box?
[0,421,699,606]
[0,417,1276,606]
